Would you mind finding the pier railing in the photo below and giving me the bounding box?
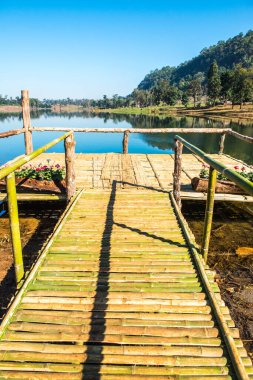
[173,135,253,263]
[0,131,75,283]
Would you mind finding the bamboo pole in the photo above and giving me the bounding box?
[218,133,226,155]
[64,133,76,201]
[122,130,130,154]
[173,139,183,208]
[0,131,71,180]
[201,167,217,262]
[6,172,24,284]
[228,130,253,144]
[31,127,231,134]
[21,90,33,154]
[175,135,253,196]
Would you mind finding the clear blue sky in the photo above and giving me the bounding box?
[1,0,253,99]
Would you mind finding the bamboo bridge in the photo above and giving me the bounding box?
[0,90,253,379]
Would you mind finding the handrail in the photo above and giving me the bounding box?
[31,127,231,133]
[173,135,253,265]
[1,131,76,285]
[175,135,253,196]
[0,131,72,180]
[0,128,25,139]
[170,192,250,380]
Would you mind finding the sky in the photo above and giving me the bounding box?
[1,0,253,99]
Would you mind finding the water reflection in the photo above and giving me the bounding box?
[0,111,252,165]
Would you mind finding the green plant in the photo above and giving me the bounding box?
[199,164,253,182]
[15,161,65,181]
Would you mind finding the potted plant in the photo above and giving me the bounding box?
[191,164,253,194]
[0,160,66,193]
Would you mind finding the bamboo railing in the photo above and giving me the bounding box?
[173,135,253,263]
[0,131,76,284]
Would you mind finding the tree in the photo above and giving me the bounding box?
[132,89,150,107]
[220,70,233,103]
[187,77,202,107]
[181,93,189,108]
[207,60,221,105]
[231,66,253,108]
[151,80,179,106]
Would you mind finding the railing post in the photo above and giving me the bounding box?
[219,132,226,155]
[201,166,217,262]
[64,133,76,201]
[173,138,183,208]
[21,90,33,154]
[6,172,24,284]
[122,130,130,154]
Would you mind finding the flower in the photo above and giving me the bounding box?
[234,166,239,170]
[55,164,60,168]
[241,167,246,171]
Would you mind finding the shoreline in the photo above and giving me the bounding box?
[92,105,253,124]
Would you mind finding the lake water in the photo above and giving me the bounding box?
[0,111,252,165]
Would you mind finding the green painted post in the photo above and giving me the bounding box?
[6,172,24,283]
[201,166,217,263]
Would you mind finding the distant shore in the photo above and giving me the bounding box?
[92,104,253,123]
[1,104,253,124]
[0,104,84,113]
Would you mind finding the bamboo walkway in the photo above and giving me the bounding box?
[0,187,252,379]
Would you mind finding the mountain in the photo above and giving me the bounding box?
[138,30,253,90]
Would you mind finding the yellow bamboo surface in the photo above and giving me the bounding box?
[0,189,252,379]
[30,152,252,191]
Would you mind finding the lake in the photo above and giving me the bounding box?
[0,111,252,165]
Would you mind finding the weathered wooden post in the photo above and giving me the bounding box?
[122,130,130,154]
[173,138,183,208]
[201,166,217,262]
[21,90,33,154]
[64,133,76,201]
[6,172,24,284]
[219,132,226,155]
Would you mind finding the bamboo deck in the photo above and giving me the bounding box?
[31,152,251,190]
[0,188,252,378]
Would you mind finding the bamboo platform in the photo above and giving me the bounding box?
[31,152,252,190]
[0,188,252,379]
[24,152,252,202]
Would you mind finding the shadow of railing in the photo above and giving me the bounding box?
[82,180,117,379]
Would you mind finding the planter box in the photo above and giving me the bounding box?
[191,177,246,194]
[0,178,66,194]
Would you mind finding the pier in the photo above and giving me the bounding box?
[0,91,252,379]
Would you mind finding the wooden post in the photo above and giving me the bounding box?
[122,130,130,154]
[218,133,226,155]
[21,90,33,154]
[173,139,183,208]
[6,172,24,284]
[201,166,217,263]
[64,133,76,201]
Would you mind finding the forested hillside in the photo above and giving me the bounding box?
[138,30,253,90]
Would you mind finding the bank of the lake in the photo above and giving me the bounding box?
[93,104,253,123]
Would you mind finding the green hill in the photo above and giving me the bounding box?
[138,30,253,90]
